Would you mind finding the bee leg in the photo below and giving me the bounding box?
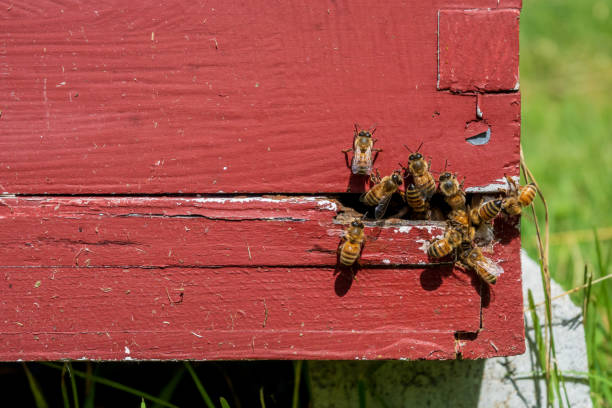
[372,149,382,167]
[342,150,352,169]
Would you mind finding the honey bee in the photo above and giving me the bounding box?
[458,244,504,284]
[469,198,503,226]
[338,218,365,266]
[438,172,466,211]
[404,183,430,219]
[402,143,436,200]
[360,170,403,219]
[502,175,537,216]
[427,225,463,258]
[448,209,475,242]
[342,124,381,175]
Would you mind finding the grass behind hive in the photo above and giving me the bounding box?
[521,0,612,405]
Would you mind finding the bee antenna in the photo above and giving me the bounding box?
[369,123,377,134]
[403,144,412,152]
[354,123,360,134]
[416,141,424,152]
[443,159,448,172]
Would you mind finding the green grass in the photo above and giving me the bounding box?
[520,0,612,405]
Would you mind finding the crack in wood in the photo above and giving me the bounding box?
[0,262,455,270]
[116,213,308,222]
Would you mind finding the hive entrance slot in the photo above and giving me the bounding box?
[333,192,500,225]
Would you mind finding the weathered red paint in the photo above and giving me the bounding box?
[0,0,519,194]
[0,0,524,360]
[438,9,520,92]
[0,196,522,360]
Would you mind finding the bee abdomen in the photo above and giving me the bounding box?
[427,239,452,258]
[416,176,436,198]
[405,185,427,213]
[518,184,537,207]
[363,189,382,206]
[478,199,503,222]
[477,268,497,284]
[445,193,466,211]
[340,242,361,265]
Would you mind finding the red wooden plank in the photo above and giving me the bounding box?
[438,9,520,92]
[0,1,518,194]
[1,266,478,360]
[0,196,523,360]
[456,222,525,358]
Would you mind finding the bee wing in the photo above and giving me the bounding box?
[474,257,504,278]
[374,194,392,220]
[474,223,494,244]
[351,145,373,174]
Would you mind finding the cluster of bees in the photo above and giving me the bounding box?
[338,125,537,285]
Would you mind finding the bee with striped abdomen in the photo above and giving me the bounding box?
[438,171,466,211]
[469,198,503,226]
[342,124,381,176]
[458,244,504,285]
[338,218,366,266]
[360,170,403,219]
[502,175,537,216]
[404,183,430,219]
[401,143,436,200]
[427,225,463,258]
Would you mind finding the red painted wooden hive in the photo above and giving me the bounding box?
[0,0,524,360]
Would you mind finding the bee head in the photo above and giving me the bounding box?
[408,183,416,191]
[391,173,403,185]
[439,172,452,181]
[409,153,423,161]
[351,219,364,228]
[358,130,371,138]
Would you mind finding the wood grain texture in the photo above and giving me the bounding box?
[0,196,523,360]
[0,0,518,194]
[438,9,520,92]
[0,0,525,360]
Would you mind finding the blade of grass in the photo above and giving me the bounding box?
[583,266,593,324]
[527,290,546,371]
[152,367,185,408]
[41,362,178,408]
[61,363,70,408]
[23,363,49,408]
[141,397,147,408]
[220,397,231,408]
[66,363,79,408]
[292,360,303,408]
[593,229,612,347]
[83,363,96,408]
[524,271,612,312]
[259,387,266,408]
[357,378,367,408]
[183,362,215,408]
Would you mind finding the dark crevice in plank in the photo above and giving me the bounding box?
[116,213,308,222]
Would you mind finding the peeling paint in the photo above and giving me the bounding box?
[395,226,413,234]
[193,196,338,211]
[124,346,131,354]
[465,176,518,193]
[415,239,431,254]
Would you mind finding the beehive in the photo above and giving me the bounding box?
[0,0,523,360]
